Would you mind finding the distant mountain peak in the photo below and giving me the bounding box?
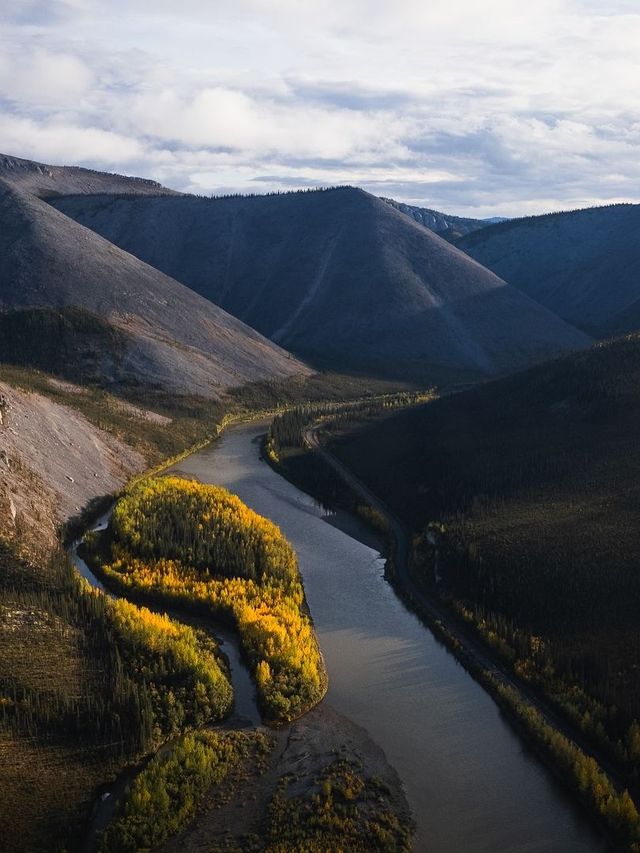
[379,197,507,241]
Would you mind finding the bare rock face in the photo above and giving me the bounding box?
[379,197,503,240]
[53,186,591,382]
[0,379,145,549]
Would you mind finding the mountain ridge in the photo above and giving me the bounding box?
[0,177,309,395]
[0,152,180,199]
[51,184,591,382]
[457,203,640,337]
[380,197,506,240]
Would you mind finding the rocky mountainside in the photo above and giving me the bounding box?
[380,198,505,240]
[457,204,640,337]
[0,153,179,199]
[52,186,590,383]
[0,179,308,396]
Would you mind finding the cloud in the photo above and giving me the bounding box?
[0,48,94,106]
[0,115,144,166]
[0,0,639,216]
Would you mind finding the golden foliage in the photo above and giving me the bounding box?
[97,477,326,723]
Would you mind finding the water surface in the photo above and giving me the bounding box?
[172,422,606,853]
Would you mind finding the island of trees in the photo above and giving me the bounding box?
[84,476,327,723]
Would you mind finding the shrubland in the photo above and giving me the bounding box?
[266,759,412,852]
[100,729,269,852]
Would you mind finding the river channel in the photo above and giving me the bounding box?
[170,420,606,853]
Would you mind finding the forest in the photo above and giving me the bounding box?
[100,728,269,852]
[326,333,640,789]
[0,537,232,851]
[85,477,327,723]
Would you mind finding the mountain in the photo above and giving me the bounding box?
[0,179,308,395]
[457,204,640,337]
[327,331,640,748]
[0,152,179,199]
[380,198,506,240]
[51,186,590,383]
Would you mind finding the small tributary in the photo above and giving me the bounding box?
[68,512,260,851]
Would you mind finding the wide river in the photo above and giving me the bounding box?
[172,421,606,853]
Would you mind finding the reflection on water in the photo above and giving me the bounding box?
[171,423,606,853]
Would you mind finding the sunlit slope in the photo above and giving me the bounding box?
[0,179,308,395]
[53,186,591,381]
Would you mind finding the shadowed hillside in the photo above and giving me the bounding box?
[328,333,640,757]
[0,179,308,395]
[457,204,640,337]
[52,186,590,382]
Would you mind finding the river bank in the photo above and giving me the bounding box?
[173,420,607,852]
[69,462,413,850]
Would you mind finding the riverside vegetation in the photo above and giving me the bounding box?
[264,393,432,532]
[100,729,270,852]
[321,334,640,848]
[0,539,232,851]
[83,476,327,723]
[0,359,410,851]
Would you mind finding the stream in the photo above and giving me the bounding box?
[69,513,261,850]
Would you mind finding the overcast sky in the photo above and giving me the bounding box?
[1,0,639,216]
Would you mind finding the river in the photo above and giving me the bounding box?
[170,420,606,853]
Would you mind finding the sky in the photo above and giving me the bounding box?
[1,0,639,217]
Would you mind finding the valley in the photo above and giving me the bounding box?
[2,152,640,852]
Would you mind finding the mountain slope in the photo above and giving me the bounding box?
[380,198,505,240]
[0,180,308,395]
[457,204,640,337]
[0,152,178,199]
[327,332,640,751]
[52,187,590,382]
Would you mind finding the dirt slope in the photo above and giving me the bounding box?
[0,180,309,396]
[0,379,145,549]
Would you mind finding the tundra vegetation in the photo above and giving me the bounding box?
[84,477,327,723]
